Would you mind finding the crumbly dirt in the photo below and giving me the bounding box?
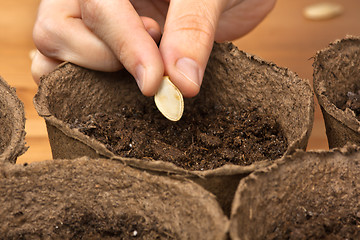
[53,212,173,239]
[267,203,360,240]
[340,89,360,120]
[68,103,287,171]
[263,154,360,240]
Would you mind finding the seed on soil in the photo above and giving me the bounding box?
[154,76,184,121]
[303,2,344,21]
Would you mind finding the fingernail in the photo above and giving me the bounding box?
[175,57,201,87]
[135,65,145,91]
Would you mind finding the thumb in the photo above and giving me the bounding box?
[160,0,226,97]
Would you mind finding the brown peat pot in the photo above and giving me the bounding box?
[34,42,314,215]
[0,76,27,163]
[0,157,228,239]
[230,145,360,240]
[313,36,360,148]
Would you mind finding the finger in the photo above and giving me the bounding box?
[131,0,168,31]
[79,0,164,96]
[140,16,162,44]
[33,0,162,74]
[31,50,62,84]
[33,0,123,72]
[160,0,227,97]
[216,0,277,41]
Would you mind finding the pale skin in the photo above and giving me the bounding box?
[32,0,276,97]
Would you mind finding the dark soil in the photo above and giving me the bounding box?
[262,154,359,240]
[340,89,360,120]
[68,103,287,171]
[53,212,172,239]
[268,204,360,240]
[0,102,11,154]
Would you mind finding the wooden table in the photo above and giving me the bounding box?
[1,0,359,164]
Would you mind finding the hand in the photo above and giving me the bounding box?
[32,0,276,97]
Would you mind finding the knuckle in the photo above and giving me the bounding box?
[79,0,102,27]
[171,13,215,45]
[33,16,62,58]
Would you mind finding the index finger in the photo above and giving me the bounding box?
[79,0,164,96]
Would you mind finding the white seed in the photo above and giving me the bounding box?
[154,76,184,121]
[303,2,344,21]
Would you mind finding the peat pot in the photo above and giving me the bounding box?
[0,76,27,163]
[0,157,228,239]
[34,42,314,215]
[313,36,360,148]
[230,144,360,240]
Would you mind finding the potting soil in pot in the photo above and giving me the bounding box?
[67,101,287,171]
[340,89,360,120]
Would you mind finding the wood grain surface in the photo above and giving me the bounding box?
[1,0,359,164]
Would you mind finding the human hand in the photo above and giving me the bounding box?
[32,0,276,97]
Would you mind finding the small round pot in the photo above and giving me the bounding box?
[313,36,360,148]
[34,42,314,215]
[230,145,360,240]
[0,76,27,163]
[0,157,228,239]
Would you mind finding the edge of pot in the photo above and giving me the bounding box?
[0,76,27,164]
[313,36,360,142]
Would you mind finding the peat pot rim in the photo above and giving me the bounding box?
[0,76,27,164]
[34,42,313,178]
[313,35,360,134]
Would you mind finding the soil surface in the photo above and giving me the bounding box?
[268,203,360,240]
[0,102,11,154]
[340,89,360,120]
[54,213,173,239]
[69,103,287,171]
[256,154,359,240]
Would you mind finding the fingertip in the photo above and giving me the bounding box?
[31,51,62,85]
[136,64,164,97]
[172,57,202,97]
[170,75,201,98]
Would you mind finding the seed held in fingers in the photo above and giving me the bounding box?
[303,2,344,21]
[154,76,184,121]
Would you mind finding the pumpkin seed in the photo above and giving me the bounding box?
[303,2,344,20]
[154,76,184,121]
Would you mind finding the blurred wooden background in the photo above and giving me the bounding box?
[0,0,359,164]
